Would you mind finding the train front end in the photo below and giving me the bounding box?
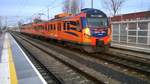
[81,8,111,52]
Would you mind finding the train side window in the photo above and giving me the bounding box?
[40,26,43,30]
[35,26,37,30]
[51,24,52,30]
[67,22,70,30]
[48,25,51,31]
[38,26,40,30]
[37,26,39,30]
[51,24,54,30]
[39,26,40,30]
[63,22,66,30]
[58,23,61,31]
[43,26,44,30]
[47,25,48,31]
[42,26,44,30]
[53,24,54,30]
[51,24,53,30]
[40,26,41,30]
[76,21,81,31]
[41,26,43,30]
[70,21,77,26]
[44,25,47,31]
[59,23,61,31]
[76,21,80,27]
[54,24,56,30]
[34,27,36,30]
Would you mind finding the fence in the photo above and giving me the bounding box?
[111,19,150,51]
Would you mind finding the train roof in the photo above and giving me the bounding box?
[81,8,107,17]
[111,11,150,21]
[26,8,108,25]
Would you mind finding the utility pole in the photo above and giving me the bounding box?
[80,0,83,10]
[47,7,49,20]
[5,16,7,30]
[0,16,1,30]
[91,0,93,8]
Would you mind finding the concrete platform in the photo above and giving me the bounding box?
[0,33,47,84]
[111,43,150,53]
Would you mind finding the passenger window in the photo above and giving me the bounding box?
[54,24,56,30]
[67,22,70,30]
[76,21,81,31]
[63,23,66,30]
[58,23,61,31]
[52,24,53,30]
[48,25,51,31]
[70,21,77,26]
[69,21,80,31]
[51,24,52,30]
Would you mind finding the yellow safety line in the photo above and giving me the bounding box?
[8,41,18,84]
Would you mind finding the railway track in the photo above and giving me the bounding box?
[11,32,150,84]
[20,45,63,84]
[109,47,150,63]
[11,32,99,84]
[92,52,150,75]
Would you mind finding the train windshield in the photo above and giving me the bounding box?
[87,17,108,28]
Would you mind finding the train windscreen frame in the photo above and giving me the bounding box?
[87,17,108,28]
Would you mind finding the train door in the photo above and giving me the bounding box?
[80,17,92,45]
[64,19,82,43]
[57,22,61,40]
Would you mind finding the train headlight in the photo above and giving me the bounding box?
[84,28,91,36]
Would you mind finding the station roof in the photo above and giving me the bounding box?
[111,11,150,21]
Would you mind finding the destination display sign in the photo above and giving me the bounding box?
[90,15,103,18]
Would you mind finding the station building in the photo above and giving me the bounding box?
[111,11,150,52]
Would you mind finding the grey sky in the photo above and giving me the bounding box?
[0,0,149,26]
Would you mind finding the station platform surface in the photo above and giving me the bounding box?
[0,33,47,84]
[111,43,150,53]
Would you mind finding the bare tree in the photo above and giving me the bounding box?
[63,0,70,13]
[63,0,80,14]
[102,0,126,16]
